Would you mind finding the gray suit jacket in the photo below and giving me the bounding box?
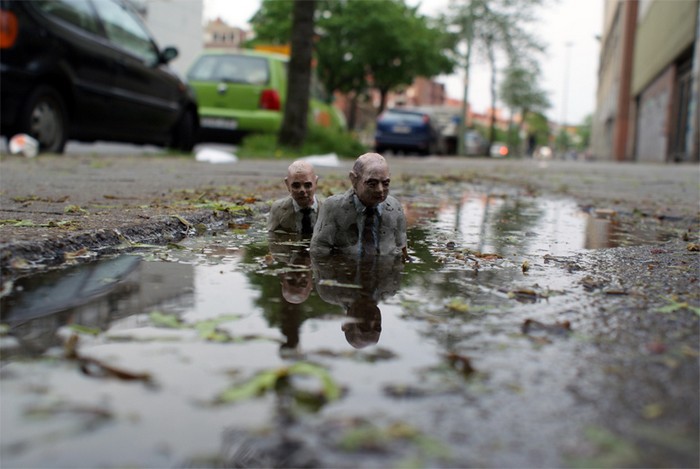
[310,189,406,256]
[267,196,320,234]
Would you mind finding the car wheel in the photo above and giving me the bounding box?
[20,85,68,154]
[169,110,196,152]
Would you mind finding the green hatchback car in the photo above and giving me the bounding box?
[187,49,345,143]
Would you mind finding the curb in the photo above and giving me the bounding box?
[0,209,252,280]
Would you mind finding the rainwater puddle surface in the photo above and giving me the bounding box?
[0,188,680,468]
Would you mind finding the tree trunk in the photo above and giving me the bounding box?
[516,108,529,157]
[348,92,359,131]
[278,0,316,148]
[377,88,389,115]
[487,39,496,155]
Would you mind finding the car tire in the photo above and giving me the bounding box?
[20,85,68,154]
[169,110,196,152]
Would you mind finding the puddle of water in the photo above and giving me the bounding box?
[0,188,685,467]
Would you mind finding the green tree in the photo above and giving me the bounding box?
[313,1,375,129]
[354,1,454,114]
[278,0,316,148]
[248,1,293,45]
[499,64,550,155]
[525,111,551,148]
[251,0,455,128]
[439,0,548,155]
[576,114,592,150]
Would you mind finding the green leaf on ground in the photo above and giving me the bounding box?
[216,362,340,404]
[657,296,700,316]
[149,311,185,329]
[68,324,102,336]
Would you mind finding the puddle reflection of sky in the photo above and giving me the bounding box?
[435,193,604,256]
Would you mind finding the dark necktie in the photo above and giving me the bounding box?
[362,207,377,255]
[300,207,313,235]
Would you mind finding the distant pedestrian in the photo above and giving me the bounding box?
[310,152,407,257]
[267,160,321,236]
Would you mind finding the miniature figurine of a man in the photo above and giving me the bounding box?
[267,160,320,236]
[310,152,406,257]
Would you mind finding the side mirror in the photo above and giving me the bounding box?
[160,46,179,64]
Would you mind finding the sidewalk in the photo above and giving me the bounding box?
[1,153,698,277]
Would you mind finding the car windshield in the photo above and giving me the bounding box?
[188,55,270,85]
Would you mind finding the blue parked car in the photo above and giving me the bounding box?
[374,107,440,156]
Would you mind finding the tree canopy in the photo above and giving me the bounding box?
[249,0,455,115]
[439,0,549,154]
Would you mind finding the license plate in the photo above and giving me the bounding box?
[202,117,238,130]
[392,125,411,134]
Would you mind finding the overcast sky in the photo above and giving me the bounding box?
[203,0,603,125]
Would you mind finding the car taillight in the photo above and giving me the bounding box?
[500,146,508,156]
[0,9,18,49]
[259,89,281,111]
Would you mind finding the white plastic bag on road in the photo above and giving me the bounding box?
[195,147,238,164]
[300,152,339,167]
[9,134,39,158]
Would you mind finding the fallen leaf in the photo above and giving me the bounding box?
[64,204,87,214]
[593,208,617,219]
[64,248,92,260]
[642,403,664,419]
[645,341,667,354]
[445,352,475,376]
[521,318,572,337]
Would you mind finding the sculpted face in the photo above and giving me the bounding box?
[285,162,318,208]
[350,156,390,207]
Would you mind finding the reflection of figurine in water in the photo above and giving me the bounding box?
[312,253,403,348]
[279,249,313,305]
[343,296,382,349]
[310,153,407,257]
[267,160,321,236]
[268,232,314,351]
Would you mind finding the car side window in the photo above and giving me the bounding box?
[35,0,101,35]
[90,0,159,65]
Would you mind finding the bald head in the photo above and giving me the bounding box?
[285,160,318,208]
[350,153,391,207]
[287,160,315,179]
[351,152,388,176]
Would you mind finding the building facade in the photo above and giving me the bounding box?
[591,0,699,162]
[203,18,250,49]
